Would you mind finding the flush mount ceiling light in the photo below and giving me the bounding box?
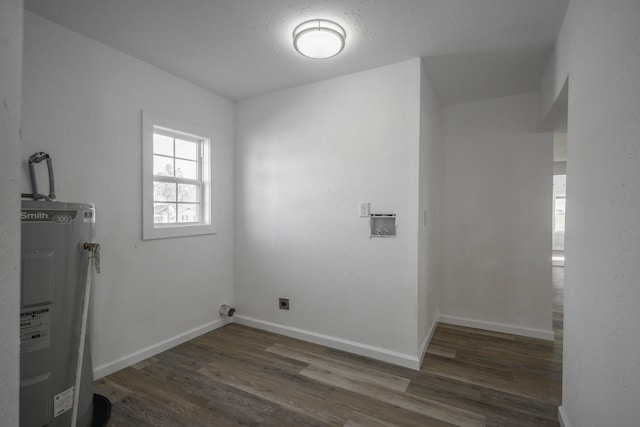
[293,19,346,59]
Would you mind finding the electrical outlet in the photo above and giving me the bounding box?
[359,202,370,217]
[279,298,290,310]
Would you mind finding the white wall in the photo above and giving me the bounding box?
[0,0,23,424]
[440,92,553,339]
[540,1,640,425]
[417,61,443,355]
[21,13,235,378]
[234,59,423,368]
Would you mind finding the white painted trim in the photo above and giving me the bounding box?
[417,316,439,367]
[558,405,571,427]
[234,315,421,370]
[437,314,555,341]
[93,318,231,379]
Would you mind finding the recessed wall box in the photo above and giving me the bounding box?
[370,214,396,237]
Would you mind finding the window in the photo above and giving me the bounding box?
[553,174,567,235]
[554,194,566,233]
[152,130,202,225]
[142,111,217,239]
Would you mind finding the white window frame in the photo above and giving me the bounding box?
[142,111,218,240]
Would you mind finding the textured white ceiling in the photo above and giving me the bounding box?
[25,0,568,103]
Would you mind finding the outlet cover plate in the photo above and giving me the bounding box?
[359,202,370,217]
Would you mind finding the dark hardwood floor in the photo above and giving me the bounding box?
[95,267,564,426]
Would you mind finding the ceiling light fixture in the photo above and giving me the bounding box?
[293,19,346,59]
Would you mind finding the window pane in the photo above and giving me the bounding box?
[178,203,199,223]
[153,133,173,156]
[555,195,566,233]
[555,213,565,233]
[154,202,176,224]
[154,181,176,202]
[178,184,198,202]
[154,155,174,176]
[175,138,198,160]
[175,158,197,179]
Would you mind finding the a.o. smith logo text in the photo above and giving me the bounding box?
[21,209,78,223]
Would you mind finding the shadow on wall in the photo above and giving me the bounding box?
[422,48,552,106]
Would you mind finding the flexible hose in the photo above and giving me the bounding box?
[26,152,55,200]
[46,157,56,200]
[28,161,38,197]
[71,245,95,427]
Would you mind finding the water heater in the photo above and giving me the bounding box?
[20,200,96,427]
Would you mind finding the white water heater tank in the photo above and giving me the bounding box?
[20,200,95,427]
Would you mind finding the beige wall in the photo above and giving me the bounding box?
[539,0,640,425]
[22,13,236,378]
[0,0,23,425]
[440,92,554,339]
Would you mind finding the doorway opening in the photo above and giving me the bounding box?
[552,132,567,267]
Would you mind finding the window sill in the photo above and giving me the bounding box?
[143,222,216,240]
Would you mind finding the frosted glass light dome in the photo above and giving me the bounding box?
[293,19,346,59]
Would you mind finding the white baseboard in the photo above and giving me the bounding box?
[234,315,421,370]
[93,318,232,379]
[558,405,571,427]
[417,317,438,367]
[437,314,555,341]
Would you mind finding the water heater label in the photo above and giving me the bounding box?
[21,209,78,224]
[20,305,51,353]
[83,210,95,223]
[54,386,74,417]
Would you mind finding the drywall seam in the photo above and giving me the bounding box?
[438,314,555,341]
[93,318,231,379]
[234,315,421,370]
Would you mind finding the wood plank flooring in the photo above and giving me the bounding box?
[95,268,564,426]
